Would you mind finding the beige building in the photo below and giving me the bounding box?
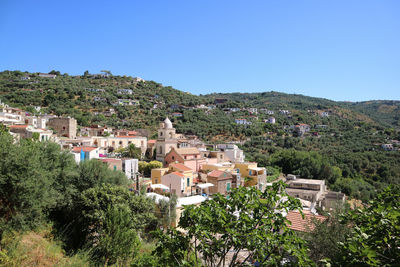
[151,168,169,185]
[207,170,233,195]
[235,162,266,189]
[48,117,77,138]
[92,136,147,156]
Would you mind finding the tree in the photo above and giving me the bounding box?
[121,143,142,159]
[303,204,351,264]
[138,160,163,177]
[332,187,400,266]
[156,194,178,229]
[66,184,156,255]
[90,205,140,265]
[157,182,314,266]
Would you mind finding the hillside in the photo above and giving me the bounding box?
[1,70,400,202]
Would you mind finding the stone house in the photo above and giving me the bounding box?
[207,170,233,195]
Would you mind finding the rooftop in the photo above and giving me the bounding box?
[72,146,98,153]
[169,162,192,172]
[286,210,327,232]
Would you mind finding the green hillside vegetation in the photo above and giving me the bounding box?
[1,70,400,202]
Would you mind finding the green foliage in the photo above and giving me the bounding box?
[90,205,140,265]
[139,160,163,177]
[152,228,197,267]
[333,187,400,266]
[303,204,352,264]
[0,132,77,237]
[270,149,342,184]
[70,184,156,250]
[121,143,142,159]
[156,194,178,229]
[157,182,314,266]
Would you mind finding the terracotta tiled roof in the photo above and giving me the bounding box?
[170,163,192,172]
[72,147,97,153]
[171,171,184,177]
[99,158,120,163]
[148,139,157,144]
[286,210,327,232]
[175,147,200,155]
[208,170,225,178]
[9,124,28,128]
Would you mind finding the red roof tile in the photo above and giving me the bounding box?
[72,147,97,153]
[171,171,184,177]
[208,170,225,178]
[286,210,327,232]
[170,163,192,172]
[9,125,28,128]
[148,139,157,144]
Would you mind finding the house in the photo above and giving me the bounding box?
[20,76,30,80]
[100,158,122,171]
[133,77,145,82]
[294,124,310,137]
[207,170,233,195]
[122,158,139,180]
[161,172,187,197]
[47,117,77,138]
[165,147,211,172]
[0,112,23,124]
[26,127,53,142]
[151,168,169,185]
[92,136,147,156]
[320,111,329,117]
[169,163,194,189]
[285,178,326,204]
[235,162,266,190]
[265,117,276,124]
[279,110,290,115]
[93,97,106,102]
[235,119,251,125]
[117,89,133,95]
[116,99,139,106]
[216,144,245,163]
[71,146,100,163]
[381,144,394,151]
[38,73,57,79]
[248,108,258,114]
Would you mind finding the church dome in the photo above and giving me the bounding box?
[164,117,173,129]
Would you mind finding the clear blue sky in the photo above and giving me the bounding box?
[1,0,399,101]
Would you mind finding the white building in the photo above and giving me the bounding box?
[216,144,245,163]
[122,158,139,180]
[265,117,276,124]
[71,146,100,163]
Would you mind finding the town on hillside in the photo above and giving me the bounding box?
[1,99,348,230]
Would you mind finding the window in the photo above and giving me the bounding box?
[141,141,144,146]
[220,155,223,159]
[160,132,163,136]
[227,182,231,192]
[187,178,190,187]
[184,156,187,160]
[172,156,175,160]
[159,146,162,153]
[155,179,158,184]
[128,141,132,144]
[119,141,123,145]
[113,165,117,171]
